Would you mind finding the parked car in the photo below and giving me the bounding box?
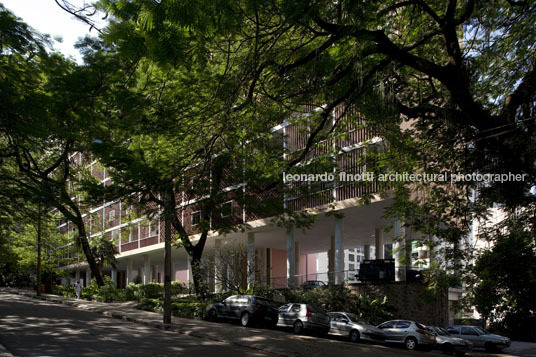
[377,320,436,350]
[301,280,327,289]
[328,312,386,343]
[277,303,331,334]
[428,326,473,356]
[447,325,511,352]
[206,295,279,327]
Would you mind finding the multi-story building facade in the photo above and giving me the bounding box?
[57,110,436,294]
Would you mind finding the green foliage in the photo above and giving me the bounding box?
[281,285,395,325]
[138,297,208,319]
[470,209,536,341]
[52,284,76,298]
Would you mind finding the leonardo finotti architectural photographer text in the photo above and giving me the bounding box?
[284,172,528,183]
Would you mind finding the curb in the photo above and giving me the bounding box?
[8,289,287,356]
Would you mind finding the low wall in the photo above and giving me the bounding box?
[349,282,449,327]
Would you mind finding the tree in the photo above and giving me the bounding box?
[471,207,536,340]
[0,4,129,286]
[76,0,535,301]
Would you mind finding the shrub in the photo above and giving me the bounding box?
[172,301,208,319]
[279,285,395,325]
[52,284,76,298]
[138,283,164,299]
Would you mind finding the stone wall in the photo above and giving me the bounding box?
[349,282,449,327]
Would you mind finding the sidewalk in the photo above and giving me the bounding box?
[4,288,419,357]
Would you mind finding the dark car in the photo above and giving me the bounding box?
[207,295,279,327]
[301,280,327,289]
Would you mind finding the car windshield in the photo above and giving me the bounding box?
[436,327,449,336]
[475,327,489,335]
[345,313,366,324]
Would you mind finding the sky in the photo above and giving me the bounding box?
[1,0,105,62]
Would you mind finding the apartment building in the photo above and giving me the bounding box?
[57,108,436,292]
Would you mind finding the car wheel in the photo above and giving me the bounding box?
[349,329,360,342]
[240,312,251,327]
[293,320,304,334]
[208,309,218,322]
[484,342,496,352]
[405,337,418,350]
[442,343,454,355]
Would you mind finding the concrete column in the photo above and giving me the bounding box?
[111,267,117,285]
[375,228,384,259]
[214,240,223,293]
[286,226,296,288]
[75,269,80,282]
[328,236,335,284]
[85,269,91,286]
[294,242,300,285]
[364,244,371,261]
[144,255,151,285]
[247,232,255,288]
[394,220,406,282]
[126,258,133,285]
[334,217,345,284]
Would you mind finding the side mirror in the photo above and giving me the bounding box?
[341,319,349,324]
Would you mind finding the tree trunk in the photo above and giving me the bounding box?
[36,204,42,296]
[190,248,205,299]
[163,193,173,324]
[76,221,104,287]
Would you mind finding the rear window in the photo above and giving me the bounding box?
[415,322,427,330]
[254,297,273,306]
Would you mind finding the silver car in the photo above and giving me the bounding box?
[447,325,511,352]
[328,312,386,343]
[428,326,473,356]
[377,320,436,350]
[277,303,331,334]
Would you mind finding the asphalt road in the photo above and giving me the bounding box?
[0,291,272,357]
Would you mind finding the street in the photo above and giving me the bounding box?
[0,291,271,357]
[1,290,535,357]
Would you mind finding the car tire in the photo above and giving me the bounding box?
[208,309,218,322]
[349,329,360,342]
[405,336,418,350]
[484,342,496,352]
[442,343,454,355]
[293,320,304,334]
[240,312,251,327]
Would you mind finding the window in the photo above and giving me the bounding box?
[220,201,233,218]
[349,264,355,271]
[150,220,159,237]
[396,321,411,329]
[378,321,395,329]
[348,254,355,262]
[461,327,478,336]
[111,230,120,243]
[129,225,138,242]
[192,211,201,227]
[384,244,393,259]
